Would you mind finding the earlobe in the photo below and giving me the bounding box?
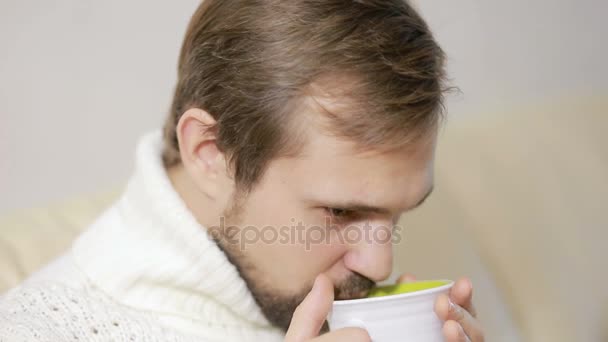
[176,108,227,197]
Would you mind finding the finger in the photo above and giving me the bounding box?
[312,327,371,342]
[285,274,334,342]
[442,320,471,342]
[435,294,484,342]
[449,277,477,318]
[396,273,417,283]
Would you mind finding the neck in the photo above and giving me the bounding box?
[71,131,282,341]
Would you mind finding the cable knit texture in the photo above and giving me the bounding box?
[0,131,284,342]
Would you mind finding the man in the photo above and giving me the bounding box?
[0,0,484,341]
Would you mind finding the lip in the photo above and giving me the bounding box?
[332,279,454,306]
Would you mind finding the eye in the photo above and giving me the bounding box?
[327,207,349,217]
[324,207,358,222]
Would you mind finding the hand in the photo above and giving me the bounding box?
[285,274,371,342]
[397,274,485,342]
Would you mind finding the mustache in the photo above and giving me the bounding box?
[334,273,375,300]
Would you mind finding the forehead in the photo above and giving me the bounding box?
[265,104,437,211]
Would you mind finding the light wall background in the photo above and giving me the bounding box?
[1,0,607,214]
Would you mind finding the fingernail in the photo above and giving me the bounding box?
[448,298,456,313]
[448,299,464,320]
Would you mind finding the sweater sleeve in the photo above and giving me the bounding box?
[0,283,189,342]
[0,285,69,342]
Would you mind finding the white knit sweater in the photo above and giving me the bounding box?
[0,131,285,342]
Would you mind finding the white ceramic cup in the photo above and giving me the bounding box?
[327,280,454,342]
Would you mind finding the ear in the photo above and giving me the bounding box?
[175,108,231,199]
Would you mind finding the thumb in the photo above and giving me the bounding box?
[285,274,334,342]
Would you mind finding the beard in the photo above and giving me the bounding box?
[212,193,375,332]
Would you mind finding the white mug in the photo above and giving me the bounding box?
[327,280,454,342]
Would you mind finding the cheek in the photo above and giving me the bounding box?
[292,225,351,273]
[236,173,350,288]
[274,238,347,289]
[242,223,348,291]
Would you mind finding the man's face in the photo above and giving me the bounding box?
[213,111,437,331]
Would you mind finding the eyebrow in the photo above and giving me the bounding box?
[318,185,434,215]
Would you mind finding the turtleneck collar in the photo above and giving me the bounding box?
[72,130,283,341]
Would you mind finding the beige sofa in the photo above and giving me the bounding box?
[1,96,606,341]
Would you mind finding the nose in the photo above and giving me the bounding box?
[342,220,393,282]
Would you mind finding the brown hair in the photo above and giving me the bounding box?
[163,0,448,193]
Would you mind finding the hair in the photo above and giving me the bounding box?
[163,0,448,193]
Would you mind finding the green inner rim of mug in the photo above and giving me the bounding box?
[366,280,450,298]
